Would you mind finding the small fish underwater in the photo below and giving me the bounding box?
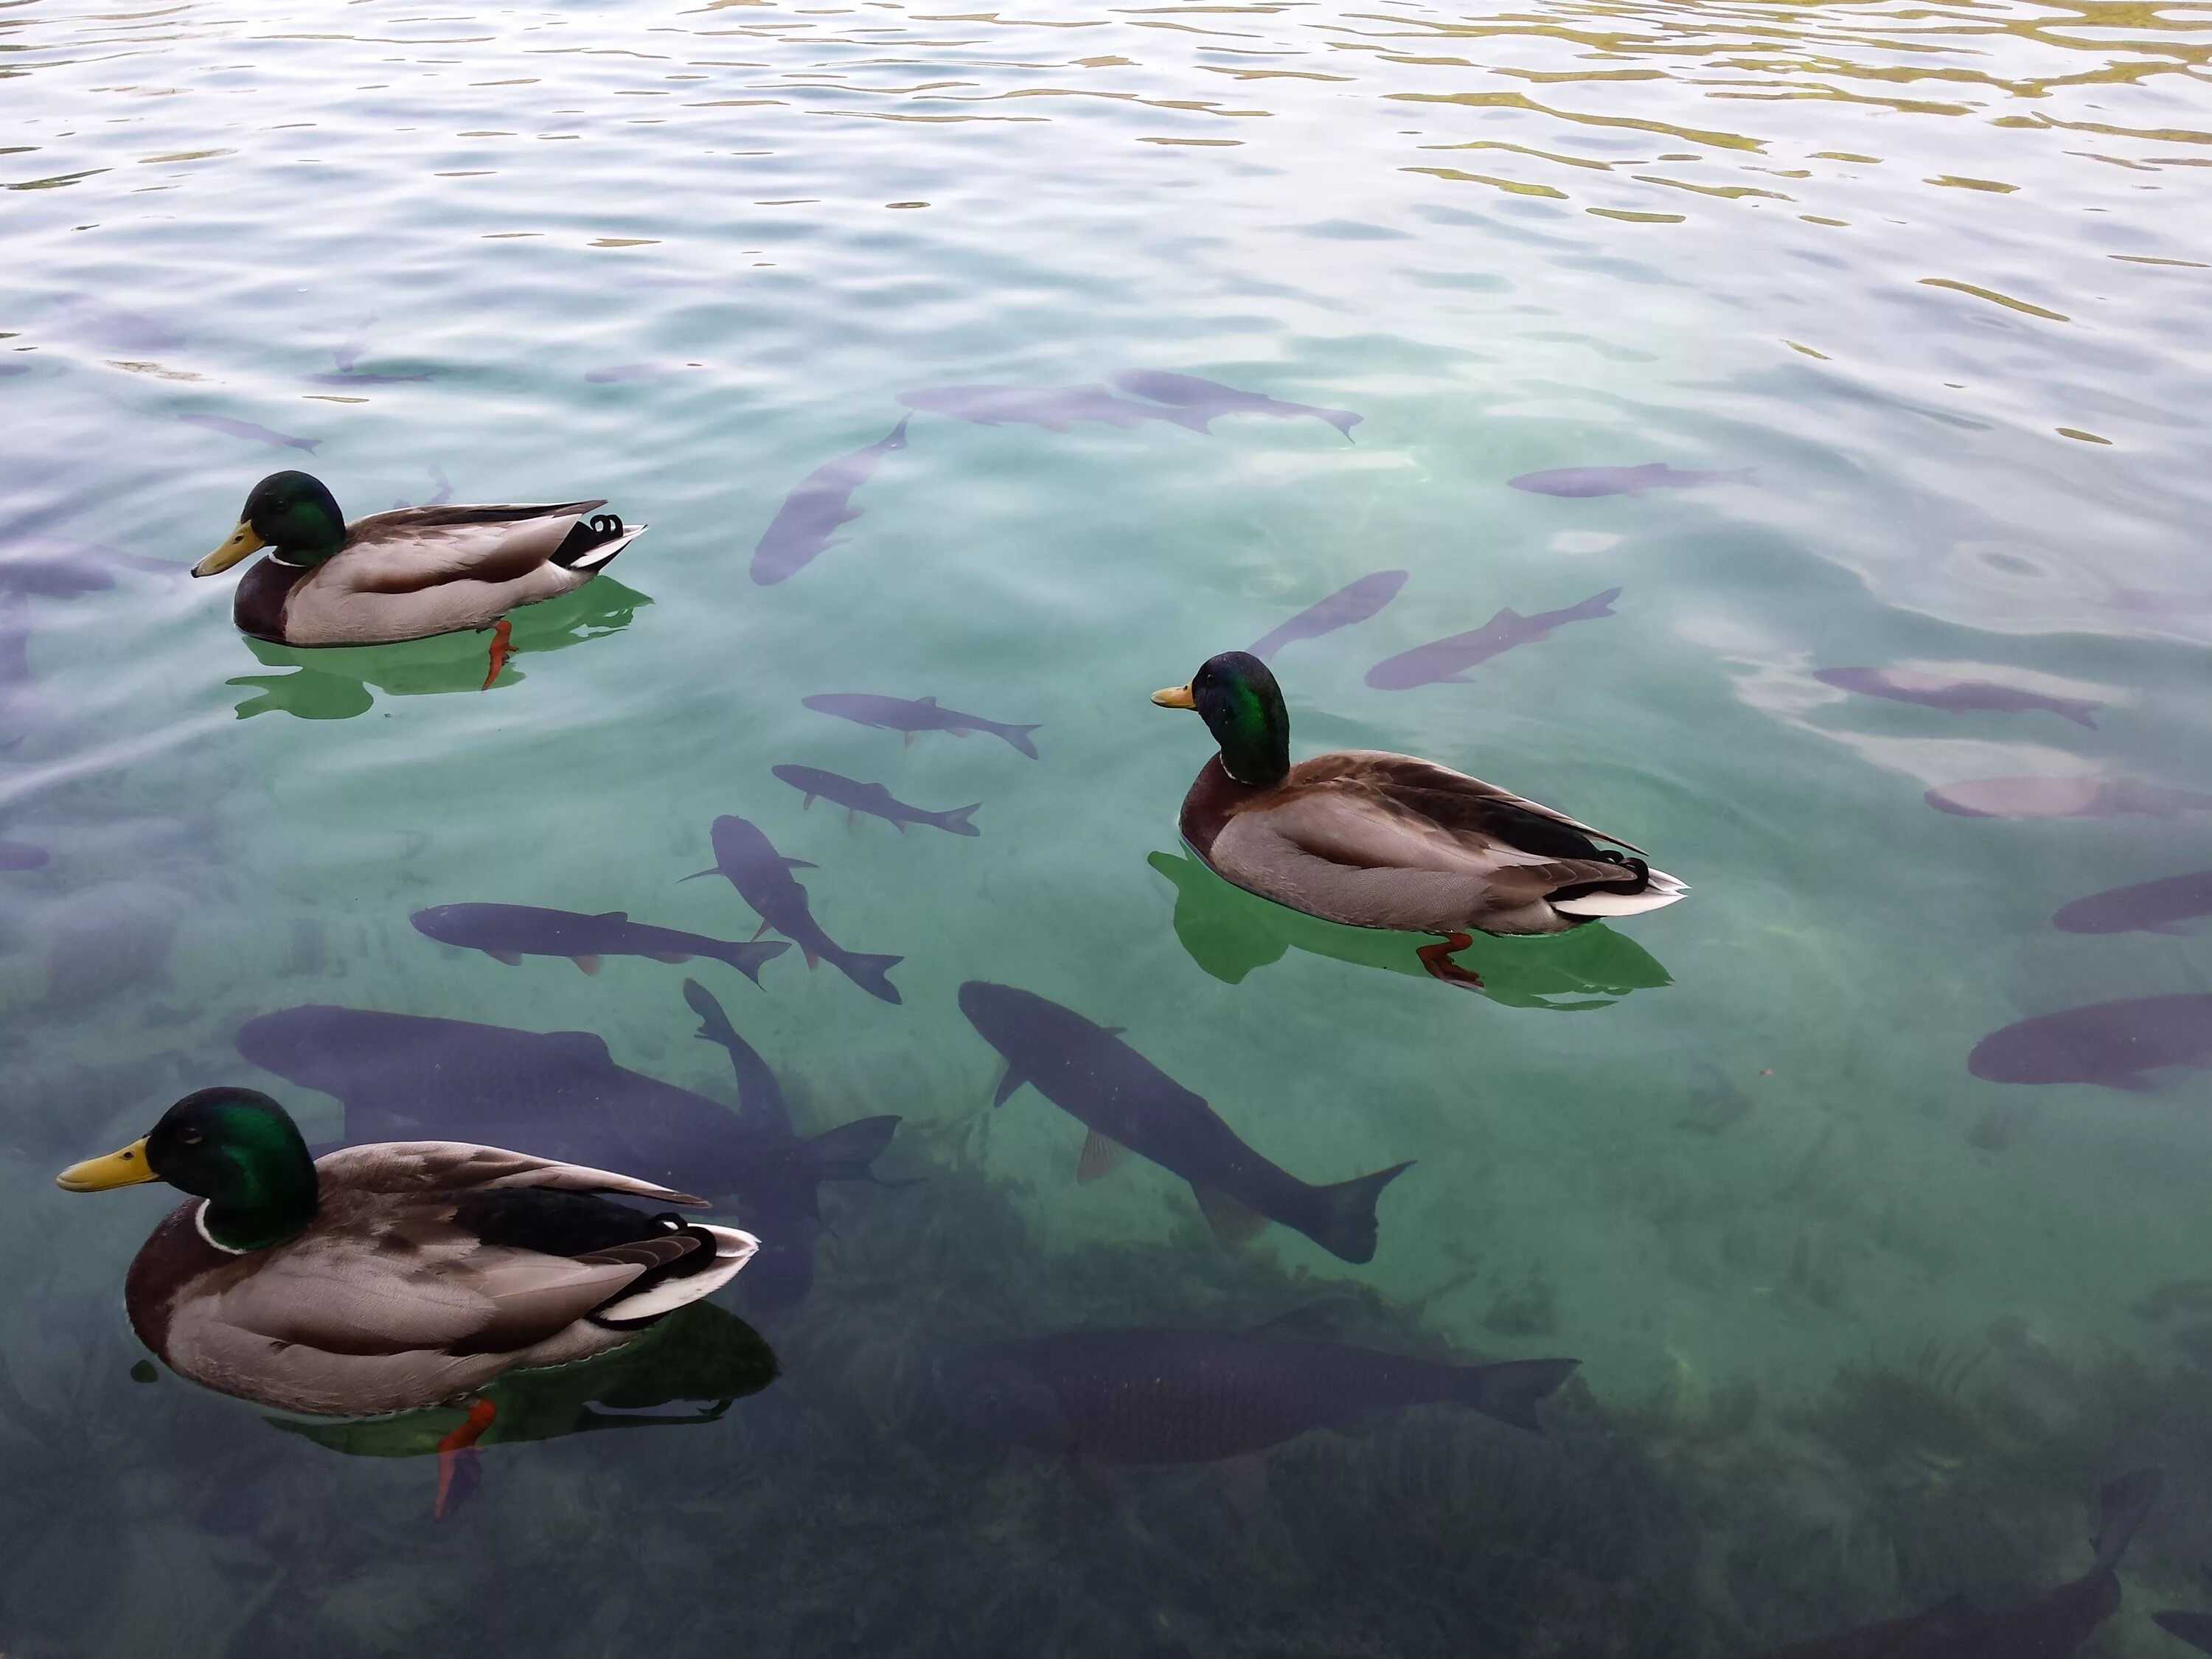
[684,813,903,1004]
[751,417,911,586]
[2052,870,2212,934]
[411,901,790,981]
[1105,369,1362,440]
[773,763,981,837]
[897,383,1209,434]
[1246,570,1406,661]
[1365,588,1621,689]
[801,692,1040,757]
[1812,667,2103,729]
[1508,462,1755,497]
[1925,775,2212,820]
[179,413,320,453]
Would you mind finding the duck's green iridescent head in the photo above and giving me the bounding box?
[57,1087,320,1253]
[1152,650,1292,787]
[193,471,346,576]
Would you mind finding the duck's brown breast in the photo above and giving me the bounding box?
[233,556,310,642]
[125,1200,253,1357]
[1180,755,1268,860]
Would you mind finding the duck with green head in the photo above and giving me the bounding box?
[193,470,644,686]
[1151,651,1686,981]
[58,1088,756,1419]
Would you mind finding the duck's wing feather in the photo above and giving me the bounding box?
[1285,751,1649,858]
[316,1141,706,1206]
[335,501,607,593]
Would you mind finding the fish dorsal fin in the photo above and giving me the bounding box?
[992,1065,1029,1107]
[917,695,938,707]
[1193,1184,1268,1244]
[1253,1304,1341,1340]
[543,1030,612,1064]
[594,910,627,922]
[1100,1026,1126,1038]
[1077,1130,1130,1184]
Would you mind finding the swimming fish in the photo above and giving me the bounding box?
[942,1315,1576,1464]
[50,295,184,354]
[1364,588,1620,689]
[683,978,790,1133]
[750,417,911,586]
[801,692,1040,759]
[410,902,790,981]
[331,312,376,372]
[1813,667,2102,729]
[584,362,704,383]
[896,383,1209,434]
[957,981,1411,1263]
[2053,872,2212,935]
[178,413,319,453]
[1107,370,1362,441]
[0,540,117,598]
[1509,462,1755,498]
[1969,995,2212,1091]
[773,764,980,837]
[1756,1470,2160,1658]
[234,1003,900,1231]
[683,814,902,1004]
[299,371,434,387]
[1925,776,2212,819]
[1247,570,1407,661]
[0,841,47,871]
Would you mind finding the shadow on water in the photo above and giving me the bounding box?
[1147,848,1672,1009]
[224,577,650,720]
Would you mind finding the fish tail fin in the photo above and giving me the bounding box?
[1310,1160,1413,1263]
[1168,407,1216,434]
[804,1114,902,1183]
[711,938,790,984]
[995,723,1043,759]
[1452,1357,1579,1433]
[837,950,903,1004]
[1325,409,1362,441]
[936,803,984,837]
[2093,1467,2162,1572]
[2153,1612,2212,1655]
[2060,699,2101,730]
[684,976,741,1047]
[1578,586,1622,619]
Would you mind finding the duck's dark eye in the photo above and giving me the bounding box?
[178,1127,203,1146]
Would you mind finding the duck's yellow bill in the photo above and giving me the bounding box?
[192,522,265,577]
[57,1137,159,1192]
[1151,684,1196,709]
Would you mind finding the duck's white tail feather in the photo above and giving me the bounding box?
[597,1223,758,1321]
[568,523,645,572]
[1552,867,1688,918]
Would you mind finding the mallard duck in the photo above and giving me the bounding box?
[1150,651,1686,983]
[56,1088,757,1420]
[192,470,644,686]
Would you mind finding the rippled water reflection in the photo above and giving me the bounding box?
[4,0,2211,1649]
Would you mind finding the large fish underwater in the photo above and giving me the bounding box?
[1968,995,2212,1091]
[234,1001,900,1301]
[957,981,1411,1263]
[939,1313,1576,1464]
[1756,1469,2160,1658]
[411,902,790,981]
[1364,588,1620,689]
[773,764,981,837]
[684,814,903,1004]
[750,417,911,586]
[2053,871,2212,935]
[1246,570,1406,661]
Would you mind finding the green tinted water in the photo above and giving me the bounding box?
[4,0,2211,1650]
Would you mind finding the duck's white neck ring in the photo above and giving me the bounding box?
[193,1200,249,1256]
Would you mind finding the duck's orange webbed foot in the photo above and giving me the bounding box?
[480,617,512,691]
[434,1397,498,1519]
[1416,932,1484,990]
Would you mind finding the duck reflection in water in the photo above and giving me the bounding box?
[226,574,649,718]
[1756,1470,2159,1658]
[266,1302,778,1518]
[1147,848,1670,1008]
